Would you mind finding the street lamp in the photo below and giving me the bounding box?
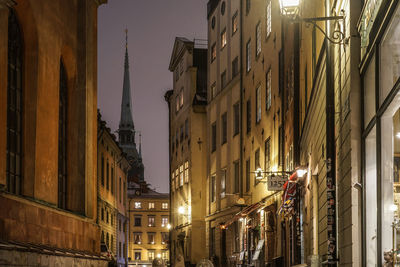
[178,206,185,215]
[278,0,346,44]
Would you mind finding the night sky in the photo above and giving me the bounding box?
[97,0,207,193]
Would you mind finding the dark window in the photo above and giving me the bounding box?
[135,252,141,260]
[6,8,23,195]
[233,103,239,136]
[265,137,271,171]
[210,227,216,256]
[255,148,260,185]
[134,217,141,227]
[58,61,68,209]
[279,126,284,167]
[266,69,272,110]
[106,161,109,190]
[185,119,189,138]
[180,125,184,142]
[211,122,217,152]
[234,161,239,193]
[246,159,250,192]
[246,99,251,133]
[221,70,227,88]
[221,113,227,144]
[101,208,104,221]
[101,155,104,186]
[211,175,216,202]
[232,57,239,77]
[111,166,114,194]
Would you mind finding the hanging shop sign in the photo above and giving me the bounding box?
[278,172,298,217]
[267,175,287,191]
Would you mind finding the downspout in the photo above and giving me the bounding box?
[324,0,337,266]
[239,0,244,199]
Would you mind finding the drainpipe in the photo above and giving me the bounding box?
[324,0,337,266]
[239,0,244,199]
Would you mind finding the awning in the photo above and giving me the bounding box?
[222,202,262,228]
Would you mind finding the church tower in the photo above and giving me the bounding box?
[118,29,144,182]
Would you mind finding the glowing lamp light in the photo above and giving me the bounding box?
[296,168,307,178]
[167,223,172,230]
[389,204,398,212]
[157,254,161,258]
[255,167,264,180]
[279,0,300,16]
[396,132,400,139]
[178,206,185,214]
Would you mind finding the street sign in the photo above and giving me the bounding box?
[267,175,287,191]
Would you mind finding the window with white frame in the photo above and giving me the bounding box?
[135,202,142,209]
[184,161,189,183]
[211,82,217,100]
[246,40,251,72]
[148,202,155,209]
[162,202,168,209]
[256,22,261,56]
[161,216,168,227]
[221,169,226,198]
[256,85,261,123]
[211,175,216,202]
[180,164,184,186]
[148,250,155,260]
[232,11,238,34]
[266,68,272,110]
[266,0,271,38]
[148,216,155,227]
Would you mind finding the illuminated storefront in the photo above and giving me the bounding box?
[360,1,400,264]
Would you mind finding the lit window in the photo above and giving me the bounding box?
[161,233,169,245]
[256,85,261,123]
[232,11,238,34]
[148,250,155,260]
[184,161,189,183]
[148,233,155,244]
[162,251,168,260]
[256,22,261,56]
[148,216,155,227]
[135,202,142,209]
[180,88,184,107]
[149,202,155,209]
[211,43,216,62]
[266,0,271,38]
[133,233,142,244]
[180,165,184,186]
[161,216,169,227]
[162,203,169,209]
[221,28,227,48]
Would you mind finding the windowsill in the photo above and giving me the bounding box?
[233,132,239,137]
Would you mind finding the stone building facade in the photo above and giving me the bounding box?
[0,0,107,265]
[165,37,208,266]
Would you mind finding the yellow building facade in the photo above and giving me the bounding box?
[128,183,170,266]
[166,37,208,266]
[98,113,130,266]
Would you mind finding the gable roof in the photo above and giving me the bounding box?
[168,37,194,71]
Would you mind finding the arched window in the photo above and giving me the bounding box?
[58,61,67,209]
[7,8,23,195]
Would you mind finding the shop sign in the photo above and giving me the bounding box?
[358,0,383,58]
[252,240,265,261]
[267,175,287,191]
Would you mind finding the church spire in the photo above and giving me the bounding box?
[119,28,135,133]
[139,133,142,158]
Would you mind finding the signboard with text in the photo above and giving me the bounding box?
[267,175,287,191]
